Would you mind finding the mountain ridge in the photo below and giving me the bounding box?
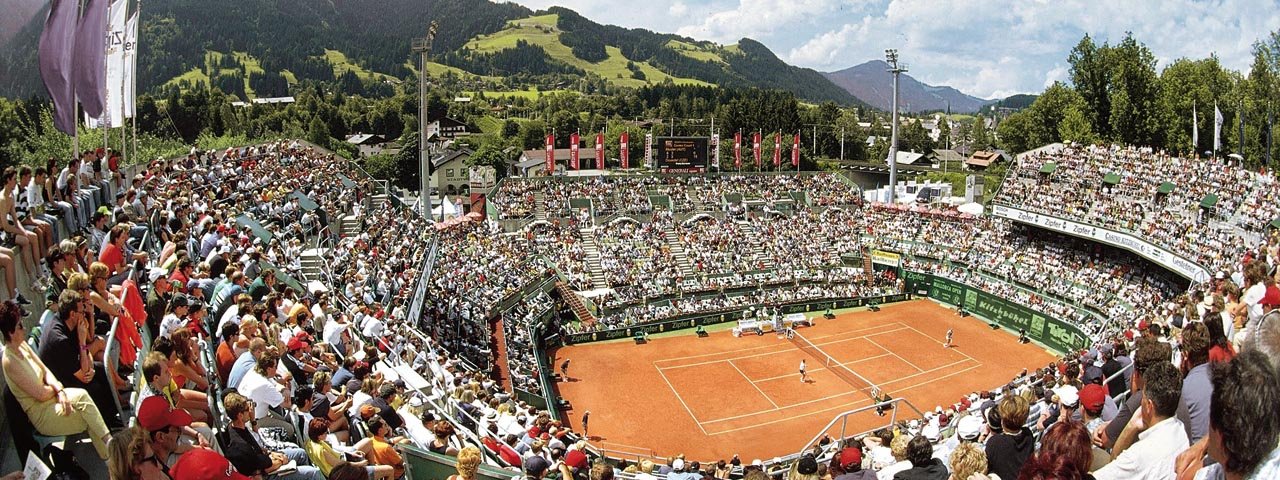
[824,60,994,113]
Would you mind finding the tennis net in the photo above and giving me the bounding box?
[789,330,882,401]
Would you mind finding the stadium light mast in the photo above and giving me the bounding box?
[413,21,439,219]
[886,49,907,203]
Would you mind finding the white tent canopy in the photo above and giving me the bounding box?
[432,197,459,217]
[957,202,984,216]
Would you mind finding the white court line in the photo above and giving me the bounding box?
[654,364,707,436]
[659,327,910,370]
[729,360,780,409]
[704,363,985,436]
[652,322,907,365]
[699,357,977,426]
[865,337,925,372]
[750,353,894,383]
[901,324,979,363]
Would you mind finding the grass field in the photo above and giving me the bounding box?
[164,50,291,97]
[666,39,728,64]
[463,87,575,101]
[323,49,397,82]
[465,14,711,88]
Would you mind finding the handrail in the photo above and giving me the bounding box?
[795,397,925,465]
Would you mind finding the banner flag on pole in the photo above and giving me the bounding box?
[1192,102,1198,153]
[595,132,604,169]
[645,133,653,168]
[734,132,742,169]
[792,132,800,168]
[570,132,580,170]
[545,133,555,174]
[773,131,781,167]
[73,0,109,118]
[102,0,127,127]
[753,131,761,167]
[39,0,80,136]
[123,11,138,119]
[620,131,629,169]
[711,133,720,168]
[1214,102,1223,153]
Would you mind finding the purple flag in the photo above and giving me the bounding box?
[73,0,109,119]
[38,0,80,135]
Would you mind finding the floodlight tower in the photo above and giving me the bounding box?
[886,49,907,203]
[413,21,439,219]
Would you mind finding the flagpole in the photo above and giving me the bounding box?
[131,0,142,168]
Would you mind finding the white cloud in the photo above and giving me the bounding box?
[507,0,1280,99]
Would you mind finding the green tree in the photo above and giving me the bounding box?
[1058,104,1096,144]
[307,115,331,148]
[1069,34,1112,138]
[1107,34,1163,146]
[996,111,1034,153]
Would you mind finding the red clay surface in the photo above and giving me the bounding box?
[550,300,1057,463]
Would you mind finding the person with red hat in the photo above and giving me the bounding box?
[170,447,251,480]
[135,394,200,470]
[831,446,875,480]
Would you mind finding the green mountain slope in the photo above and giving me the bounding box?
[0,0,858,105]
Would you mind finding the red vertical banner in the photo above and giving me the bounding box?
[595,132,604,169]
[773,131,781,167]
[792,132,801,168]
[734,132,742,169]
[753,131,761,168]
[620,131,630,169]
[570,132,580,170]
[545,133,555,174]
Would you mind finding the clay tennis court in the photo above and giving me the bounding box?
[550,299,1057,462]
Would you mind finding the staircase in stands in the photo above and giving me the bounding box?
[578,228,610,289]
[863,248,874,285]
[736,220,777,270]
[662,223,697,277]
[555,281,597,327]
[533,192,547,221]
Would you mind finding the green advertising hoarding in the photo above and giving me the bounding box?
[902,271,1086,354]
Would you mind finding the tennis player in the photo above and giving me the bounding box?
[945,329,954,348]
[799,359,808,383]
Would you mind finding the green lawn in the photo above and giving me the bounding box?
[462,88,575,100]
[322,49,396,82]
[666,39,727,64]
[465,14,710,88]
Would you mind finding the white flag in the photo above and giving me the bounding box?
[123,12,138,119]
[102,0,128,127]
[1192,102,1198,151]
[1214,103,1224,152]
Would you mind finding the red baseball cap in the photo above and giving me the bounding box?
[1261,285,1280,307]
[137,396,192,433]
[1079,384,1107,413]
[565,449,589,470]
[839,447,862,469]
[171,448,250,480]
[287,336,309,352]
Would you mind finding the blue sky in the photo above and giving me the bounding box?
[509,0,1280,99]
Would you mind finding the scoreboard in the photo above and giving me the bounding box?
[656,137,709,173]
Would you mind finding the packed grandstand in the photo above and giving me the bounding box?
[1,139,1278,480]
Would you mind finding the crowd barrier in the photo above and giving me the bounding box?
[902,270,1088,353]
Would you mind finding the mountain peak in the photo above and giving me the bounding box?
[824,60,991,113]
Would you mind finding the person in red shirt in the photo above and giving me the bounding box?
[98,223,147,285]
[215,322,240,386]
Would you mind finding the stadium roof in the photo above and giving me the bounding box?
[1103,173,1121,185]
[1039,162,1058,174]
[1158,182,1176,194]
[1200,194,1219,208]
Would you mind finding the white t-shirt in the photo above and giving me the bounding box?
[237,369,285,419]
[1244,283,1266,325]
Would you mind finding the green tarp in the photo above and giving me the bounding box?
[1157,182,1176,194]
[1039,162,1058,174]
[1200,194,1219,208]
[290,191,320,211]
[234,214,273,244]
[1103,173,1121,185]
[1271,218,1280,230]
[336,173,356,189]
